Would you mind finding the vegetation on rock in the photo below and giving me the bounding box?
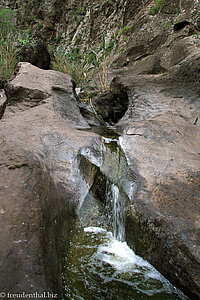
[149,0,165,15]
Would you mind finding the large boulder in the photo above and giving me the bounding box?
[121,114,200,298]
[0,62,99,297]
[110,65,200,298]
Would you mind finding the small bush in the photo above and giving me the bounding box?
[52,48,110,97]
[51,49,85,85]
[0,7,19,79]
[0,34,18,79]
[0,7,16,39]
[77,8,86,16]
[120,26,130,36]
[149,0,165,15]
[0,6,35,80]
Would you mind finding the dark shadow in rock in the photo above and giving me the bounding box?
[0,75,7,89]
[93,77,129,124]
[17,39,51,70]
[174,20,190,31]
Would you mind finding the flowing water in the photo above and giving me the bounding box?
[63,132,187,300]
[63,226,185,299]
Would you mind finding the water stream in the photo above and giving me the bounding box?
[63,129,186,299]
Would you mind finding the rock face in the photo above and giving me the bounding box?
[0,62,99,297]
[110,65,200,298]
[6,0,200,77]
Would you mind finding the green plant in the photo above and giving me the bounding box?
[120,26,130,36]
[31,0,40,5]
[51,49,85,84]
[17,31,33,45]
[27,15,35,24]
[87,50,99,67]
[163,21,170,28]
[0,7,35,79]
[77,7,86,16]
[76,15,84,26]
[149,0,165,15]
[0,7,16,39]
[0,7,19,79]
[35,22,43,31]
[74,34,82,46]
[119,46,125,52]
[0,34,19,79]
[98,36,116,58]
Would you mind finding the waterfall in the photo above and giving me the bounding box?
[111,184,125,241]
[106,183,125,242]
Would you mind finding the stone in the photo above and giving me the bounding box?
[122,115,200,298]
[0,89,6,119]
[111,68,200,298]
[0,62,100,297]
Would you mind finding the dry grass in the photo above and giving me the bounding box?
[96,56,110,94]
[51,50,111,102]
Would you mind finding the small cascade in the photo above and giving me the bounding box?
[63,133,187,299]
[111,184,125,241]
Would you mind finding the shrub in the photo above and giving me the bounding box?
[95,56,110,94]
[0,6,34,80]
[0,7,19,79]
[149,0,165,15]
[0,34,19,79]
[120,26,130,36]
[52,48,110,97]
[0,7,16,39]
[51,49,85,85]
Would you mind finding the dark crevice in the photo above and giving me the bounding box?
[174,21,190,31]
[92,77,129,125]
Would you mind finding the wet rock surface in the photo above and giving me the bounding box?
[0,63,99,297]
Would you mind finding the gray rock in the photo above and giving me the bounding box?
[0,62,99,297]
[0,89,6,119]
[111,70,200,298]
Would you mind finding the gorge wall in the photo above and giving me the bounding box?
[4,0,200,76]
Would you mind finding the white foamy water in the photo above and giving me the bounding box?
[84,227,107,234]
[84,226,186,298]
[98,239,151,272]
